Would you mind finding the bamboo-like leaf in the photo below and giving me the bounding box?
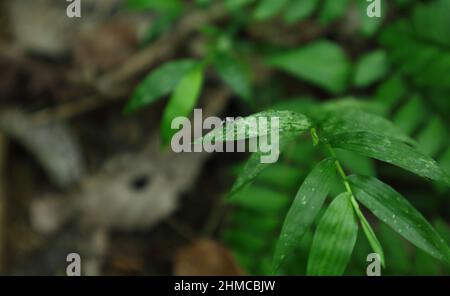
[229,133,300,196]
[213,53,252,102]
[253,0,289,20]
[273,158,336,272]
[161,64,204,145]
[349,175,450,264]
[267,40,351,94]
[124,59,196,113]
[198,110,311,144]
[328,131,450,185]
[283,0,319,24]
[319,0,349,24]
[353,50,389,88]
[127,0,184,12]
[307,192,358,275]
[352,201,385,267]
[319,109,414,145]
[355,0,385,36]
[230,151,269,196]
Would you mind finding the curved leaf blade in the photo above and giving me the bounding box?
[213,53,252,103]
[307,192,358,276]
[329,131,450,185]
[230,135,296,196]
[353,202,385,267]
[267,40,351,94]
[199,110,311,144]
[353,50,389,88]
[283,0,319,24]
[161,64,204,145]
[253,0,289,21]
[124,59,197,113]
[273,158,336,272]
[319,109,414,145]
[349,175,450,264]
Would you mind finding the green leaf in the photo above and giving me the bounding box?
[319,0,349,24]
[230,135,296,196]
[124,59,197,113]
[127,0,183,13]
[225,0,256,11]
[356,0,385,36]
[253,0,289,21]
[351,200,385,267]
[380,0,450,89]
[306,192,358,275]
[319,97,384,115]
[349,175,450,264]
[199,110,311,144]
[283,0,319,24]
[231,152,268,195]
[393,94,426,135]
[267,40,351,94]
[353,50,389,88]
[160,64,204,146]
[375,74,408,113]
[378,222,411,273]
[328,131,450,185]
[439,148,450,176]
[141,13,179,45]
[319,108,413,144]
[213,53,252,103]
[416,118,447,157]
[273,158,336,272]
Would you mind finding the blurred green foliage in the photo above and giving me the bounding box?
[124,0,450,275]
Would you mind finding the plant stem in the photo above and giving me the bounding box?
[325,144,353,193]
[325,144,363,213]
[321,135,385,266]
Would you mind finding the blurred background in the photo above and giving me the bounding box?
[0,0,449,275]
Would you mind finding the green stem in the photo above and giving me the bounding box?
[325,143,366,216]
[324,141,385,267]
[325,144,353,195]
[311,128,363,217]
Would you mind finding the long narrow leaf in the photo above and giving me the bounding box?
[307,192,358,275]
[199,110,311,144]
[214,53,252,103]
[124,59,196,113]
[352,202,385,267]
[349,175,450,264]
[267,40,351,94]
[319,109,414,144]
[230,135,296,196]
[161,64,204,145]
[329,131,450,185]
[273,158,336,272]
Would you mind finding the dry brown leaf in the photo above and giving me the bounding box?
[174,239,245,276]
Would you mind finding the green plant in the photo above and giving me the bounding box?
[123,0,450,275]
[199,103,450,275]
